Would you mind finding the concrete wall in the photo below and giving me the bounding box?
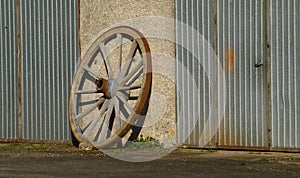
[80,0,176,146]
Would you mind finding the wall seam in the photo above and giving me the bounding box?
[16,0,22,141]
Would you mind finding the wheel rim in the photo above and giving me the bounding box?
[68,26,152,148]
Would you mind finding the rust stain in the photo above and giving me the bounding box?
[214,15,217,27]
[224,47,234,72]
[165,128,176,137]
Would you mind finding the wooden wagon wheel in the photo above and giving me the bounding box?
[68,26,152,149]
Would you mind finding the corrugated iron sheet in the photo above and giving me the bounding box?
[270,0,300,149]
[217,0,268,148]
[176,0,217,147]
[176,0,270,149]
[0,0,19,139]
[20,0,79,140]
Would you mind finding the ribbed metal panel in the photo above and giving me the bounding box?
[270,0,300,149]
[217,0,268,148]
[0,0,19,139]
[176,0,217,147]
[20,0,79,140]
[176,0,269,148]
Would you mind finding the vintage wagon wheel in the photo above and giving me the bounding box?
[68,26,152,149]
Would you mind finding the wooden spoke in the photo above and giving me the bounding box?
[99,43,113,79]
[126,68,143,86]
[114,33,123,78]
[75,97,105,122]
[74,90,98,94]
[82,65,102,79]
[120,40,138,77]
[79,99,101,107]
[113,97,121,129]
[83,99,109,138]
[116,92,133,112]
[120,59,143,85]
[119,84,142,91]
[98,100,114,142]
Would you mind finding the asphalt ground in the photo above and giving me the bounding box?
[0,142,300,178]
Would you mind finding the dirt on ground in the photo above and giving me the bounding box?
[0,142,300,178]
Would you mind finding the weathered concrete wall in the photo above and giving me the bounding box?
[80,0,176,146]
[80,0,174,48]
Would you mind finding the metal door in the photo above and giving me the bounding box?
[176,0,269,149]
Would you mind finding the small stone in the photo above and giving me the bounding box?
[79,143,93,151]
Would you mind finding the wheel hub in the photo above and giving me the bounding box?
[95,78,119,99]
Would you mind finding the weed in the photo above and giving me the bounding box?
[0,143,50,151]
[134,135,156,142]
[259,158,269,163]
[179,148,217,153]
[128,135,161,149]
[207,149,217,153]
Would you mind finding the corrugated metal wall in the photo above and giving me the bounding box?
[1,0,300,149]
[20,0,79,140]
[176,0,300,150]
[270,0,300,150]
[0,0,19,140]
